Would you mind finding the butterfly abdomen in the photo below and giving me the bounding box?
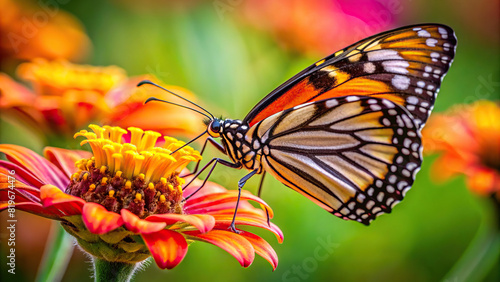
[221,119,265,173]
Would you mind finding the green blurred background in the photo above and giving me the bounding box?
[1,0,499,281]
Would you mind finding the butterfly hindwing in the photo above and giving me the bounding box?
[247,96,422,224]
[243,24,457,130]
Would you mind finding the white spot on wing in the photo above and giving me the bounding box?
[325,99,339,108]
[367,50,401,61]
[382,100,395,108]
[438,27,449,39]
[426,38,438,47]
[430,52,440,62]
[407,96,418,105]
[382,60,410,74]
[392,75,410,90]
[364,62,376,73]
[417,30,431,37]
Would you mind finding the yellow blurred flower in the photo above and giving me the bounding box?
[0,59,205,142]
[0,0,91,67]
[423,100,500,196]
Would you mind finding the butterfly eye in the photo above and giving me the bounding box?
[209,120,221,135]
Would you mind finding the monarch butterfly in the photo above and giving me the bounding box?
[139,23,457,231]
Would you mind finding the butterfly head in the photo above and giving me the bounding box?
[207,118,224,138]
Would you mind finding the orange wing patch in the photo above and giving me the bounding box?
[248,80,318,127]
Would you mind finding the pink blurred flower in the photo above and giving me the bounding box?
[239,0,401,55]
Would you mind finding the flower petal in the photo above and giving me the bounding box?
[40,184,85,215]
[0,171,40,200]
[43,147,91,178]
[239,231,278,270]
[0,173,75,219]
[185,229,255,267]
[146,214,215,233]
[210,212,284,243]
[185,190,274,218]
[0,73,35,107]
[82,202,124,234]
[121,209,166,234]
[142,229,188,269]
[467,167,500,195]
[182,177,227,200]
[104,76,204,137]
[0,201,63,219]
[0,144,68,188]
[0,160,44,188]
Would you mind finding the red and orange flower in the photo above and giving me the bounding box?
[423,100,500,196]
[0,125,282,270]
[0,59,204,142]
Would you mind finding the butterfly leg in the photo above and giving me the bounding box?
[183,157,241,201]
[257,172,266,198]
[229,168,259,234]
[256,172,271,227]
[181,137,226,178]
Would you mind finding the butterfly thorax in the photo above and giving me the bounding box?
[217,119,264,173]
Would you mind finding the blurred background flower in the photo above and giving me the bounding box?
[423,100,500,197]
[0,0,91,71]
[422,100,500,281]
[0,0,499,281]
[0,59,204,147]
[238,0,407,56]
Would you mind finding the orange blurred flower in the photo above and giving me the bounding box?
[0,125,282,270]
[423,100,500,196]
[0,59,204,142]
[0,0,91,67]
[238,0,401,55]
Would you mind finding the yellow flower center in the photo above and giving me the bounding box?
[68,125,201,218]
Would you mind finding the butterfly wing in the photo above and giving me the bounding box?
[247,96,421,224]
[243,24,457,130]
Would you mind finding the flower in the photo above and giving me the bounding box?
[0,59,204,141]
[422,100,500,196]
[0,125,282,270]
[238,0,400,55]
[0,0,91,67]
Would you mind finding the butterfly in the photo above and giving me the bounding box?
[139,23,457,231]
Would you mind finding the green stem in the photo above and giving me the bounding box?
[93,258,139,282]
[443,198,500,282]
[36,222,75,282]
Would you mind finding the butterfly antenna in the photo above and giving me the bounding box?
[144,97,211,120]
[170,130,208,155]
[138,80,215,119]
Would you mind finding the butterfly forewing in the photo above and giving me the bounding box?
[243,24,457,130]
[248,96,422,224]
